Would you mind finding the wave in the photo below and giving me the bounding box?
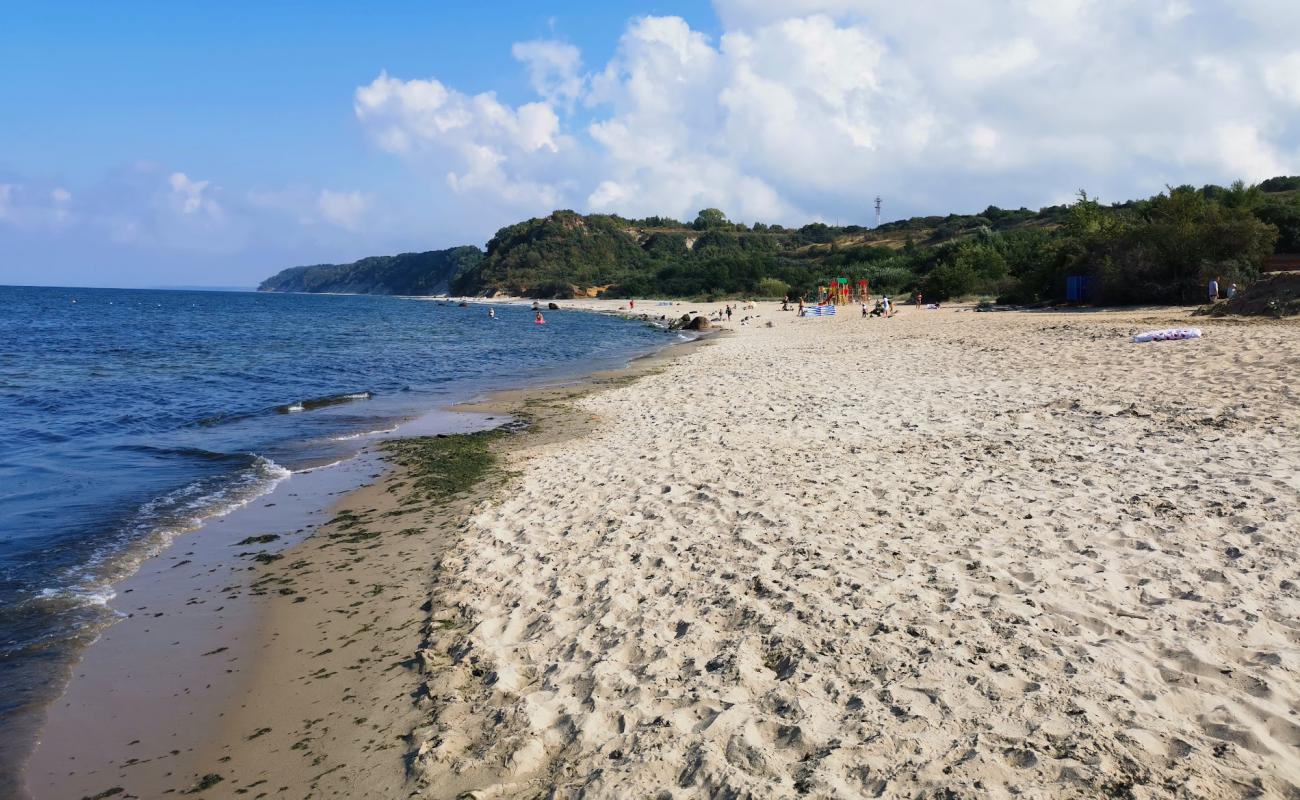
[277,391,373,414]
[33,585,118,610]
[331,424,399,441]
[196,390,374,426]
[293,456,352,473]
[110,444,252,463]
[24,454,291,623]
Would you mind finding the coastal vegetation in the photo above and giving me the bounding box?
[262,177,1299,305]
[258,246,483,295]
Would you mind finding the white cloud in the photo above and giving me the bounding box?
[317,189,371,231]
[0,165,252,252]
[354,71,564,207]
[167,172,221,218]
[354,3,1299,228]
[1264,52,1300,105]
[951,38,1040,83]
[512,40,584,106]
[0,182,75,229]
[1158,0,1193,25]
[1202,123,1287,181]
[969,125,1001,160]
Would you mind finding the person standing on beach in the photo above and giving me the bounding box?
[725,305,733,322]
[914,291,923,310]
[1228,283,1238,300]
[629,299,635,310]
[1208,277,1220,303]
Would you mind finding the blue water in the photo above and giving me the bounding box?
[0,285,676,775]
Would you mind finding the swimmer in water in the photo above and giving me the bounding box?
[535,311,545,324]
[488,307,496,318]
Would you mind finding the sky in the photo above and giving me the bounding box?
[2,0,1298,289]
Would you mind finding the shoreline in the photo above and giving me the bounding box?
[21,310,713,800]
[25,297,1299,798]
[166,332,713,799]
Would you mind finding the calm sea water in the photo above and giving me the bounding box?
[0,285,676,771]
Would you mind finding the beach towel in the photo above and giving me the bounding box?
[1132,328,1201,343]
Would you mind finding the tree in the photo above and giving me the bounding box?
[922,260,978,300]
[693,208,729,230]
[1255,197,1300,252]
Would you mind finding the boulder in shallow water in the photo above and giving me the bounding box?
[685,315,711,331]
[548,302,560,310]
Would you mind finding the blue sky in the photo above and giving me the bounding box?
[2,1,714,185]
[2,0,1298,288]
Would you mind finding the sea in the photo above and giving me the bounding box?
[0,285,679,785]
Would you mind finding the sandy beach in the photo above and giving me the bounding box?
[405,301,1300,798]
[30,301,1300,799]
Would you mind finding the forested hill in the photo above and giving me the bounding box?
[262,176,1300,304]
[461,177,1299,304]
[257,246,484,295]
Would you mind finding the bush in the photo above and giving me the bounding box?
[756,277,791,298]
[922,260,978,300]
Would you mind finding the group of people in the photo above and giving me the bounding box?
[784,290,931,319]
[863,296,896,317]
[1207,276,1239,303]
[485,304,546,323]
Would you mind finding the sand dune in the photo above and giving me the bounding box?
[412,304,1300,798]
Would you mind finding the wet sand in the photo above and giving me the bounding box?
[23,409,495,800]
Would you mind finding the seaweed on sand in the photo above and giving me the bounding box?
[381,429,514,505]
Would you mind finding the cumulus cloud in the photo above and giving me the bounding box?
[357,1,1300,226]
[354,71,565,208]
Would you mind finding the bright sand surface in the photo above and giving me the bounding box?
[409,301,1300,798]
[33,300,1300,799]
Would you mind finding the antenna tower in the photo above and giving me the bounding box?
[874,196,882,228]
